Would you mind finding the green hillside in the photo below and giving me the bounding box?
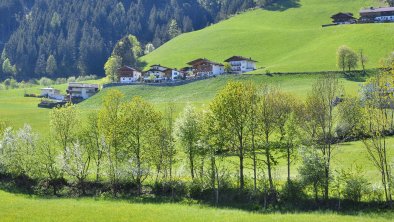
[142,0,394,72]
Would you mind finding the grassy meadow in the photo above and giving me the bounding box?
[142,0,394,72]
[0,190,392,222]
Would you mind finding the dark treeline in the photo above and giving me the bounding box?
[0,71,393,210]
[0,0,270,80]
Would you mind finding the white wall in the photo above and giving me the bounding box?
[212,65,224,75]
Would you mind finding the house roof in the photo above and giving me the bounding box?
[224,56,258,62]
[68,83,99,89]
[145,68,166,73]
[360,7,394,14]
[117,66,140,72]
[330,12,354,19]
[150,64,170,69]
[180,67,193,71]
[187,58,224,66]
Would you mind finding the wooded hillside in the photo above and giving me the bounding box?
[0,0,262,80]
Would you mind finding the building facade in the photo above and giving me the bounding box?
[67,83,99,99]
[360,7,394,23]
[187,58,225,76]
[224,56,257,74]
[330,12,356,24]
[117,66,142,83]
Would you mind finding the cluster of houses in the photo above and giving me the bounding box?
[38,55,258,105]
[116,55,258,84]
[331,6,394,24]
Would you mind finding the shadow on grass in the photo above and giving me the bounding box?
[263,0,301,12]
[1,179,392,218]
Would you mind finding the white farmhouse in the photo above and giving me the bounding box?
[117,66,142,83]
[67,83,99,100]
[224,56,257,74]
[143,64,168,82]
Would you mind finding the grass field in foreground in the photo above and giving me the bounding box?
[0,190,392,222]
[142,0,394,72]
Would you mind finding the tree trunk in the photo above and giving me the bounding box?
[239,149,244,190]
[287,145,291,182]
[253,149,257,191]
[266,147,274,191]
[189,144,195,179]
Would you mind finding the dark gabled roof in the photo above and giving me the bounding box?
[150,64,170,69]
[330,12,354,19]
[360,7,394,14]
[180,66,193,71]
[144,68,166,73]
[187,58,223,66]
[117,66,141,72]
[224,56,258,62]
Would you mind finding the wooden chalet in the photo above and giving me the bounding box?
[187,58,225,76]
[117,66,141,83]
[330,12,356,24]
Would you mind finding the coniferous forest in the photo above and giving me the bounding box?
[0,0,267,80]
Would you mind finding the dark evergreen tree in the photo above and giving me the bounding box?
[2,0,258,80]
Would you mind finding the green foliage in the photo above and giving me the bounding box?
[298,147,326,201]
[144,43,155,55]
[2,58,16,76]
[50,12,61,29]
[337,97,366,138]
[39,77,54,86]
[168,19,181,39]
[175,104,202,179]
[0,125,40,178]
[337,45,358,72]
[224,62,232,73]
[50,104,80,152]
[104,55,122,82]
[339,167,370,202]
[45,55,57,76]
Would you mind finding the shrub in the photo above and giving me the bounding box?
[55,78,67,85]
[280,180,306,204]
[9,79,18,89]
[338,166,369,202]
[67,76,76,83]
[76,75,97,82]
[152,180,188,198]
[39,77,54,86]
[343,176,369,202]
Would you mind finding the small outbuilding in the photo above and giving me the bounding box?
[330,12,356,24]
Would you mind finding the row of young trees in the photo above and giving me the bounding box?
[0,73,393,206]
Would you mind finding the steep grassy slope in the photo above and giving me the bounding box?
[142,0,394,72]
[80,74,361,112]
[0,191,392,222]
